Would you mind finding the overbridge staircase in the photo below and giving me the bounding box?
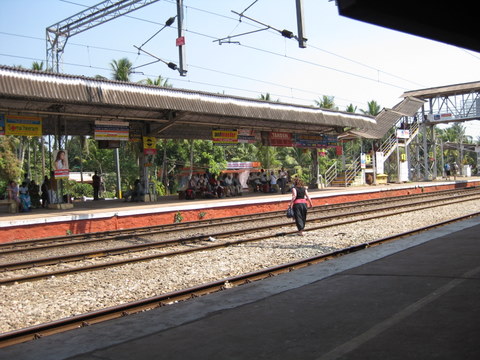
[378,120,420,161]
[324,155,363,187]
[324,118,420,187]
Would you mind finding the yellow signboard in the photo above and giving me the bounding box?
[143,136,157,155]
[212,129,238,145]
[5,115,42,136]
[143,136,157,149]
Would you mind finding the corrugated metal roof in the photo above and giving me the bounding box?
[0,66,376,134]
[338,97,425,139]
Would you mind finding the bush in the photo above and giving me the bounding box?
[70,182,93,198]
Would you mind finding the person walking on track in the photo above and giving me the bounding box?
[288,177,313,236]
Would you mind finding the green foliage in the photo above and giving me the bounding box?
[174,211,183,223]
[0,136,22,182]
[345,104,357,113]
[314,95,337,110]
[198,211,207,219]
[360,100,382,116]
[110,57,133,81]
[65,181,93,198]
[150,177,166,196]
[255,144,281,169]
[140,75,172,88]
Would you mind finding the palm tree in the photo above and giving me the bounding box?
[314,95,337,110]
[345,104,357,113]
[360,100,381,116]
[141,75,172,87]
[438,123,471,165]
[31,61,44,71]
[110,58,133,81]
[259,93,280,102]
[259,93,272,101]
[256,144,281,170]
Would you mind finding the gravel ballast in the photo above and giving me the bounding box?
[0,199,479,333]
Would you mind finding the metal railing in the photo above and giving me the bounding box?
[405,120,419,146]
[344,155,362,186]
[379,134,397,159]
[324,161,338,187]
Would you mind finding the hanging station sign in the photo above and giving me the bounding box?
[94,121,129,141]
[237,129,259,144]
[212,129,238,145]
[4,115,42,136]
[143,136,157,155]
[293,134,338,148]
[268,131,293,147]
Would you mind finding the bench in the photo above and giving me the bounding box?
[0,199,19,213]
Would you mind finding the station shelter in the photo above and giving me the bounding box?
[0,65,376,208]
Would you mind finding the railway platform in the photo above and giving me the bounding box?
[2,205,479,359]
[1,178,479,242]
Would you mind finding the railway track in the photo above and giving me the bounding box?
[1,211,478,349]
[1,188,479,285]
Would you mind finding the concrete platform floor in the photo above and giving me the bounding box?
[2,215,479,360]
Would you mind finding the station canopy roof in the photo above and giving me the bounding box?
[0,65,376,140]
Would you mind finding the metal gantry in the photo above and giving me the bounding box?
[46,0,163,72]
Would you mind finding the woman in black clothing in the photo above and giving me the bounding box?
[288,178,313,236]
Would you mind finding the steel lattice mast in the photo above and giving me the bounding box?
[46,0,162,72]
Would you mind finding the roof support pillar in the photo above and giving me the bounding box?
[309,148,320,189]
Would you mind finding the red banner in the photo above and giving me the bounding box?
[269,132,293,147]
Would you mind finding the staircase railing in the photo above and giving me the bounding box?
[344,155,362,186]
[379,134,397,160]
[324,161,338,187]
[405,120,419,146]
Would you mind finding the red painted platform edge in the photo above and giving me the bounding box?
[0,182,476,243]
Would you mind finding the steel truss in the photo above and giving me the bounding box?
[46,0,161,72]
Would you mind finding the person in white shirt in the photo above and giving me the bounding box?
[269,171,279,193]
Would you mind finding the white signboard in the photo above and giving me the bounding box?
[376,151,385,174]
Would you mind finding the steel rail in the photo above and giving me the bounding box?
[1,211,478,349]
[1,193,479,285]
[2,191,479,272]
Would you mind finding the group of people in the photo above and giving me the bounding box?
[123,179,145,202]
[247,168,290,194]
[185,172,242,200]
[5,174,50,212]
[444,161,460,181]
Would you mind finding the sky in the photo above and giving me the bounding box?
[1,0,480,137]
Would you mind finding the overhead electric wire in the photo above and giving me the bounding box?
[51,1,427,91]
[0,25,412,104]
[5,0,474,109]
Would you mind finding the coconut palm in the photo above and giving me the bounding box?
[345,104,357,113]
[314,95,337,110]
[360,100,381,116]
[31,61,44,71]
[141,75,172,87]
[259,93,271,101]
[110,58,133,81]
